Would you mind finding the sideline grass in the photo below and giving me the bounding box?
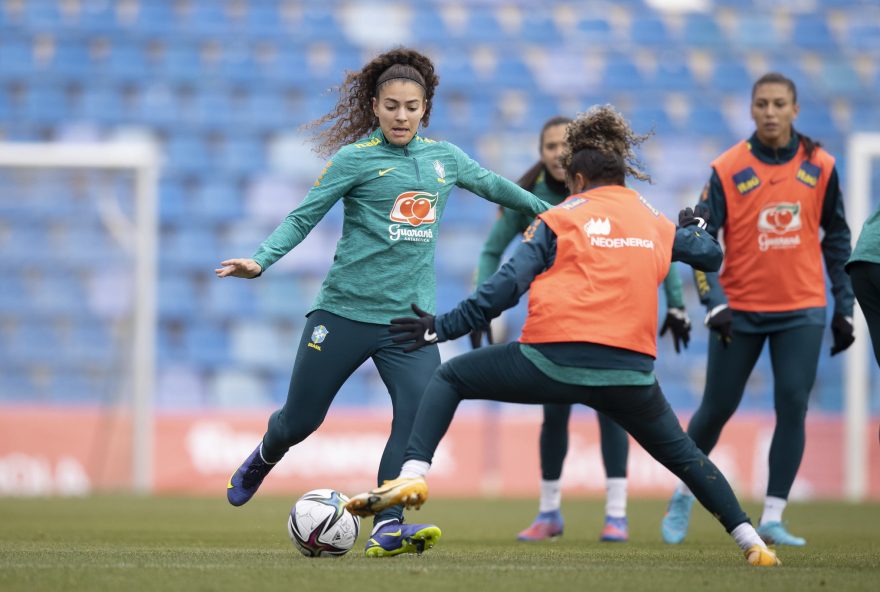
[1,496,878,591]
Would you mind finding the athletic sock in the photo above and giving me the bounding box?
[399,459,430,479]
[605,478,627,518]
[675,482,693,497]
[538,479,562,513]
[731,522,767,552]
[760,496,787,525]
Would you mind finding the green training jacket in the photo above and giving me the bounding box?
[252,129,550,324]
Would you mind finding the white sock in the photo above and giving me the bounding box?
[675,482,693,497]
[371,518,398,535]
[539,479,562,513]
[605,478,627,518]
[760,496,787,525]
[399,459,430,479]
[731,523,767,552]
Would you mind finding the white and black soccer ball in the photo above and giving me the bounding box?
[287,489,360,557]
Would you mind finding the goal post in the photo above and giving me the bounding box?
[844,133,880,502]
[0,142,160,494]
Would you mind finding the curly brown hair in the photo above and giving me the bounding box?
[306,47,440,157]
[563,104,652,183]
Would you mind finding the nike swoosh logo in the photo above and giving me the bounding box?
[227,478,234,489]
[770,177,784,184]
[424,329,437,342]
[378,167,396,176]
[381,530,402,537]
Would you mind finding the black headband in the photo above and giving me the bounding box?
[374,74,426,95]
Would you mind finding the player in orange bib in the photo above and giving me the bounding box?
[345,106,780,567]
[661,73,855,547]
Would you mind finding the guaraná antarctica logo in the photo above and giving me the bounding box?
[388,190,439,242]
[756,201,802,251]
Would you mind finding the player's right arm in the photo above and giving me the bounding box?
[691,170,728,310]
[436,219,554,341]
[216,149,358,279]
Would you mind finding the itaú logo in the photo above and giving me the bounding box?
[389,191,438,227]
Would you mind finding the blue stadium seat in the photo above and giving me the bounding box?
[710,56,752,92]
[687,102,731,138]
[847,21,880,51]
[156,44,202,83]
[797,101,838,139]
[158,277,199,317]
[20,1,65,31]
[160,225,219,270]
[165,133,210,173]
[493,56,535,90]
[136,83,177,127]
[252,43,310,84]
[575,17,614,45]
[792,13,837,50]
[205,275,256,318]
[79,1,117,32]
[682,13,726,49]
[732,14,780,50]
[0,36,34,78]
[184,323,230,365]
[194,179,244,220]
[458,8,504,42]
[630,15,672,47]
[67,323,114,364]
[75,84,120,124]
[105,41,149,83]
[816,58,863,98]
[50,39,92,78]
[437,52,479,92]
[630,105,674,135]
[242,0,283,38]
[239,91,291,131]
[652,60,697,92]
[519,16,560,44]
[602,54,645,92]
[30,274,86,314]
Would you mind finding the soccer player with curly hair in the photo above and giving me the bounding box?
[347,105,781,567]
[216,47,550,558]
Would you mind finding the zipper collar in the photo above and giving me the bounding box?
[748,131,800,165]
[370,128,420,155]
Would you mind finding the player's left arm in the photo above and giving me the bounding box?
[820,166,855,317]
[448,143,551,217]
[434,219,555,341]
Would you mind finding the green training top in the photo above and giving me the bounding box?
[848,205,880,267]
[252,129,550,324]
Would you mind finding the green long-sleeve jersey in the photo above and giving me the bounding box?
[475,170,685,308]
[251,129,551,324]
[848,205,880,267]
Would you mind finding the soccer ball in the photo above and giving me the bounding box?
[287,489,361,557]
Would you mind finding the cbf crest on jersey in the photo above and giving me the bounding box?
[308,325,329,351]
[432,160,446,183]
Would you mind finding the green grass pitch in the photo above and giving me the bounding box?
[1,496,878,591]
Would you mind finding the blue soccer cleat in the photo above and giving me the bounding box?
[756,521,806,546]
[599,515,629,542]
[517,510,564,541]
[364,520,442,557]
[227,443,275,507]
[661,491,694,544]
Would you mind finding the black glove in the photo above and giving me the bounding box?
[468,326,494,350]
[830,313,855,356]
[705,304,732,347]
[660,307,691,353]
[389,303,438,353]
[678,204,710,230]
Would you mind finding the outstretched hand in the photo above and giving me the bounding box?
[389,304,438,353]
[215,258,262,279]
[678,204,710,230]
[660,307,691,353]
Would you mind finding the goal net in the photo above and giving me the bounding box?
[0,142,159,495]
